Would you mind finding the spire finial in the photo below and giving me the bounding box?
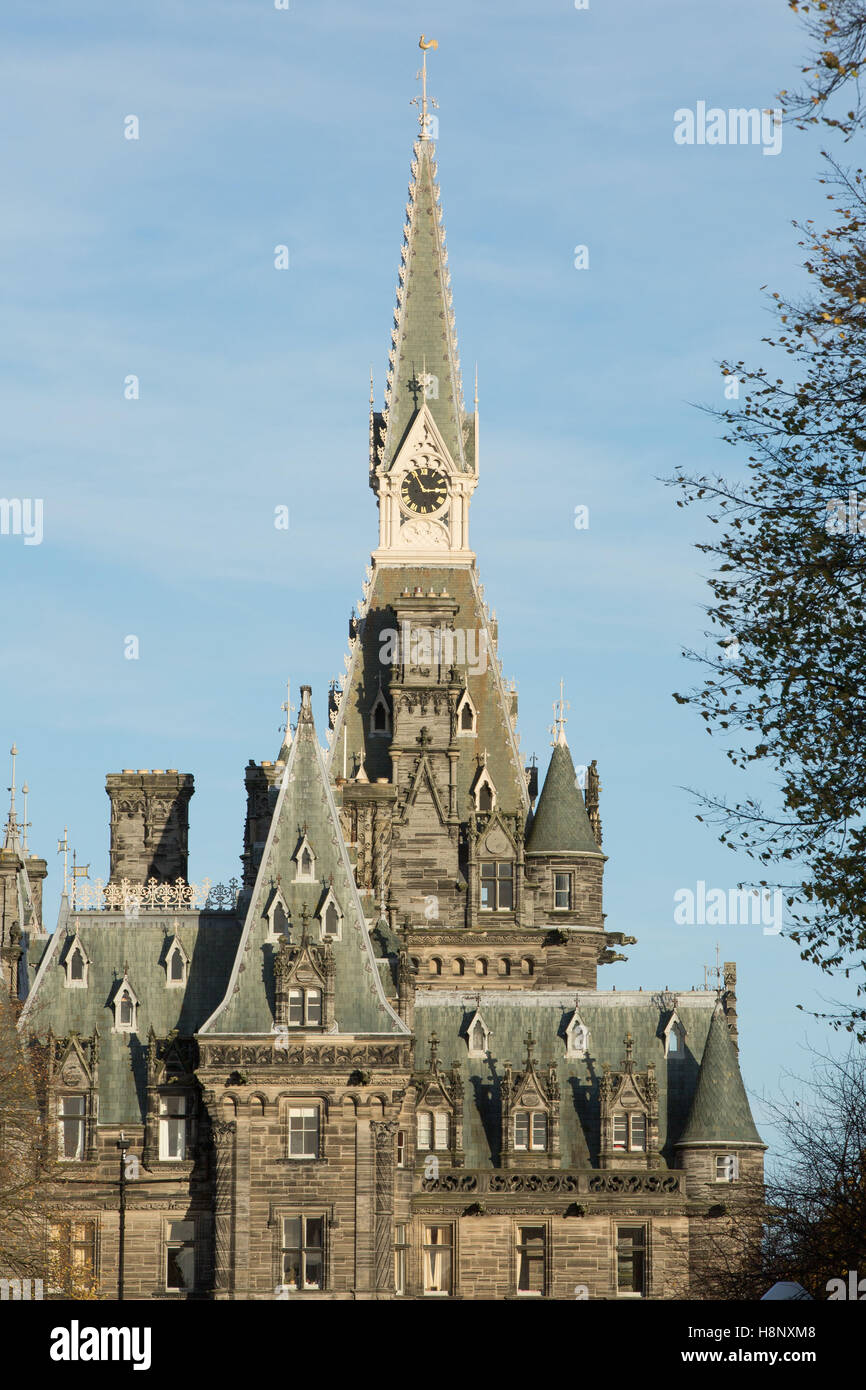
[550,679,569,746]
[474,363,479,408]
[280,678,294,747]
[57,826,70,896]
[4,744,19,849]
[413,36,439,140]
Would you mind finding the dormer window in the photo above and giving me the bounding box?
[63,935,89,988]
[293,834,316,883]
[288,987,322,1027]
[164,936,189,988]
[456,690,476,736]
[417,1110,450,1151]
[466,1010,491,1058]
[369,686,391,737]
[474,766,496,812]
[480,861,513,911]
[266,890,291,940]
[111,976,140,1034]
[317,888,342,941]
[514,1112,548,1151]
[663,1014,686,1059]
[565,1012,590,1058]
[613,1112,646,1152]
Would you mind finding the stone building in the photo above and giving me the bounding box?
[5,51,764,1300]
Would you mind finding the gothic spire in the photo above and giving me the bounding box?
[376,40,469,477]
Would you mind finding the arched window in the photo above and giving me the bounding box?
[478,783,493,812]
[451,958,464,977]
[521,957,534,976]
[70,948,84,981]
[498,958,511,977]
[475,958,488,977]
[429,957,442,977]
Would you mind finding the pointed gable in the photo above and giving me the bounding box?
[380,139,467,475]
[525,740,601,856]
[202,686,407,1037]
[676,1004,764,1148]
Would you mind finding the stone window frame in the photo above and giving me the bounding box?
[269,1202,335,1296]
[266,888,291,940]
[479,860,514,912]
[164,935,189,988]
[369,686,392,738]
[565,1012,590,1058]
[513,1219,550,1298]
[57,1093,88,1162]
[416,1108,450,1152]
[612,1111,647,1152]
[287,985,323,1027]
[614,1222,648,1298]
[455,689,477,736]
[513,1109,549,1152]
[62,934,89,989]
[279,1097,328,1162]
[421,1221,456,1297]
[553,871,572,911]
[293,834,317,883]
[715,1153,739,1183]
[158,1090,195,1162]
[162,1216,197,1295]
[110,976,140,1034]
[317,887,343,942]
[465,1009,491,1058]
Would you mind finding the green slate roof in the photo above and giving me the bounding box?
[18,896,241,1124]
[676,1003,764,1148]
[525,740,601,856]
[381,138,468,473]
[202,688,407,1037]
[414,990,720,1168]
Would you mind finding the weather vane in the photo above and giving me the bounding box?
[412,35,439,139]
[550,678,569,746]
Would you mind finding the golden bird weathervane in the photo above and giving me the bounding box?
[413,35,439,139]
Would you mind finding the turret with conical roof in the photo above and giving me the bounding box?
[675,1001,766,1195]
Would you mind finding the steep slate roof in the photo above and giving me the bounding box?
[18,898,240,1124]
[327,564,528,814]
[202,688,407,1037]
[414,990,720,1168]
[381,137,468,474]
[676,1002,764,1148]
[525,739,601,856]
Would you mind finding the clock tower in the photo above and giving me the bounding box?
[369,80,478,567]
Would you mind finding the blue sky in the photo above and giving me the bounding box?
[1,0,857,1153]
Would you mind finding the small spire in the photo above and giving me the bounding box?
[280,679,293,751]
[429,1030,440,1067]
[57,826,70,896]
[4,743,19,850]
[524,1029,536,1065]
[550,679,569,747]
[413,35,439,141]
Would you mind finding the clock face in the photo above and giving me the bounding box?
[400,466,448,516]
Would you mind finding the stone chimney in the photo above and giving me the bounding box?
[106,771,194,885]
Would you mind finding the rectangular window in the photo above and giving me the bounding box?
[616,1226,647,1296]
[531,1112,548,1150]
[514,1111,530,1150]
[396,1130,406,1168]
[287,1107,319,1159]
[305,989,322,1025]
[288,989,304,1025]
[49,1219,96,1291]
[394,1222,409,1295]
[716,1154,739,1182]
[612,1114,628,1151]
[480,861,514,911]
[434,1111,449,1151]
[282,1215,324,1291]
[554,873,572,910]
[630,1113,646,1152]
[59,1095,86,1160]
[517,1225,546,1295]
[159,1094,188,1160]
[423,1225,452,1295]
[417,1112,432,1150]
[165,1221,195,1291]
